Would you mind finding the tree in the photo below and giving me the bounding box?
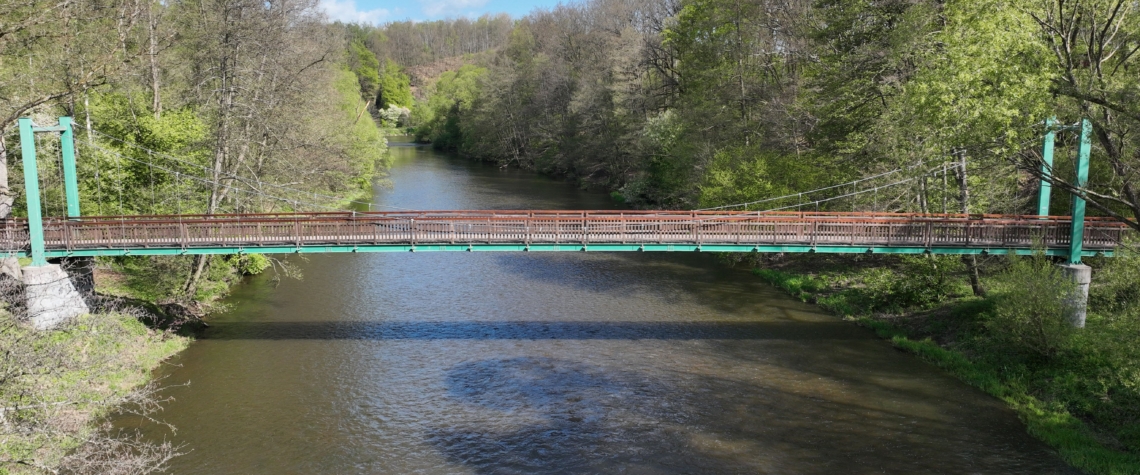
[347,38,381,114]
[377,59,413,109]
[1022,0,1140,232]
[0,0,145,277]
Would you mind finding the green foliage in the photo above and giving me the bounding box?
[1090,238,1140,315]
[226,253,271,275]
[620,111,699,206]
[331,69,389,192]
[698,145,837,210]
[752,268,828,301]
[102,256,194,303]
[753,255,965,316]
[377,59,412,108]
[101,253,273,306]
[698,148,783,209]
[986,253,1079,359]
[347,39,382,102]
[74,92,211,217]
[415,64,487,149]
[872,256,966,311]
[807,0,934,157]
[864,316,1140,475]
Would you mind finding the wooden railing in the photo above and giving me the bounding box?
[0,211,1130,253]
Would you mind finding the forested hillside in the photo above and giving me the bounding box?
[1,0,390,302]
[403,0,1138,229]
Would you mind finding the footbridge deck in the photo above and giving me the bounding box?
[0,211,1129,258]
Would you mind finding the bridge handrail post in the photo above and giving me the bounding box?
[1068,118,1092,264]
[691,211,698,245]
[18,118,47,267]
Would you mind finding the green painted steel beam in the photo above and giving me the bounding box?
[0,244,1111,259]
[59,117,80,218]
[1069,118,1092,264]
[1037,117,1055,217]
[18,118,47,267]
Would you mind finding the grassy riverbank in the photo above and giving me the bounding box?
[0,307,188,474]
[750,250,1140,474]
[93,254,275,320]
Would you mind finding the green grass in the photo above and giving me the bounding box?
[754,261,1140,475]
[863,316,1140,474]
[0,312,190,472]
[752,267,875,316]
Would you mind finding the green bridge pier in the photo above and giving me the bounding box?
[1042,117,1095,327]
[15,117,92,329]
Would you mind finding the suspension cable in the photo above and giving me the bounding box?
[696,160,938,211]
[86,128,408,211]
[84,142,364,213]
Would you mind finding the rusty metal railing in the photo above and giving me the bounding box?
[0,211,1129,254]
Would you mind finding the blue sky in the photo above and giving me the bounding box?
[318,0,562,24]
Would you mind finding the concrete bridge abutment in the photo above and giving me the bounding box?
[1060,263,1091,328]
[22,260,91,330]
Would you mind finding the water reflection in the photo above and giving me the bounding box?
[431,355,1075,474]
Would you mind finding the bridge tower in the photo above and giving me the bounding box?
[16,117,90,329]
[1039,117,1093,327]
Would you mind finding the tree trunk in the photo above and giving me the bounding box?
[956,151,985,297]
[181,255,209,297]
[0,134,21,280]
[148,2,161,118]
[919,175,928,214]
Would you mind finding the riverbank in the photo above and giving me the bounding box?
[0,306,188,473]
[750,250,1140,475]
[93,255,272,323]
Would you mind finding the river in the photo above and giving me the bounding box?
[129,138,1076,474]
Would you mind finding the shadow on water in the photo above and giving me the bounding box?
[427,357,1080,475]
[483,252,795,315]
[198,320,872,341]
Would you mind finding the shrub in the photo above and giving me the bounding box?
[1090,237,1140,315]
[986,253,1078,359]
[227,253,270,275]
[753,268,827,301]
[858,256,965,312]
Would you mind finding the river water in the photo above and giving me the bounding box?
[130,139,1076,474]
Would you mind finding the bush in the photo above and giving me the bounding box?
[1090,237,1140,315]
[377,105,411,128]
[859,256,965,312]
[986,253,1078,359]
[227,253,270,275]
[752,268,827,301]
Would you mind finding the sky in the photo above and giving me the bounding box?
[318,0,562,24]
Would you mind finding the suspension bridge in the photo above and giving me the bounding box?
[2,117,1131,266]
[5,116,1133,328]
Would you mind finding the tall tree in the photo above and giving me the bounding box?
[1025,0,1140,231]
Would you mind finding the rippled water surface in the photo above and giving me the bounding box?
[130,139,1077,474]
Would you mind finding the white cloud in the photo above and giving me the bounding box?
[319,0,390,24]
[421,0,488,18]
